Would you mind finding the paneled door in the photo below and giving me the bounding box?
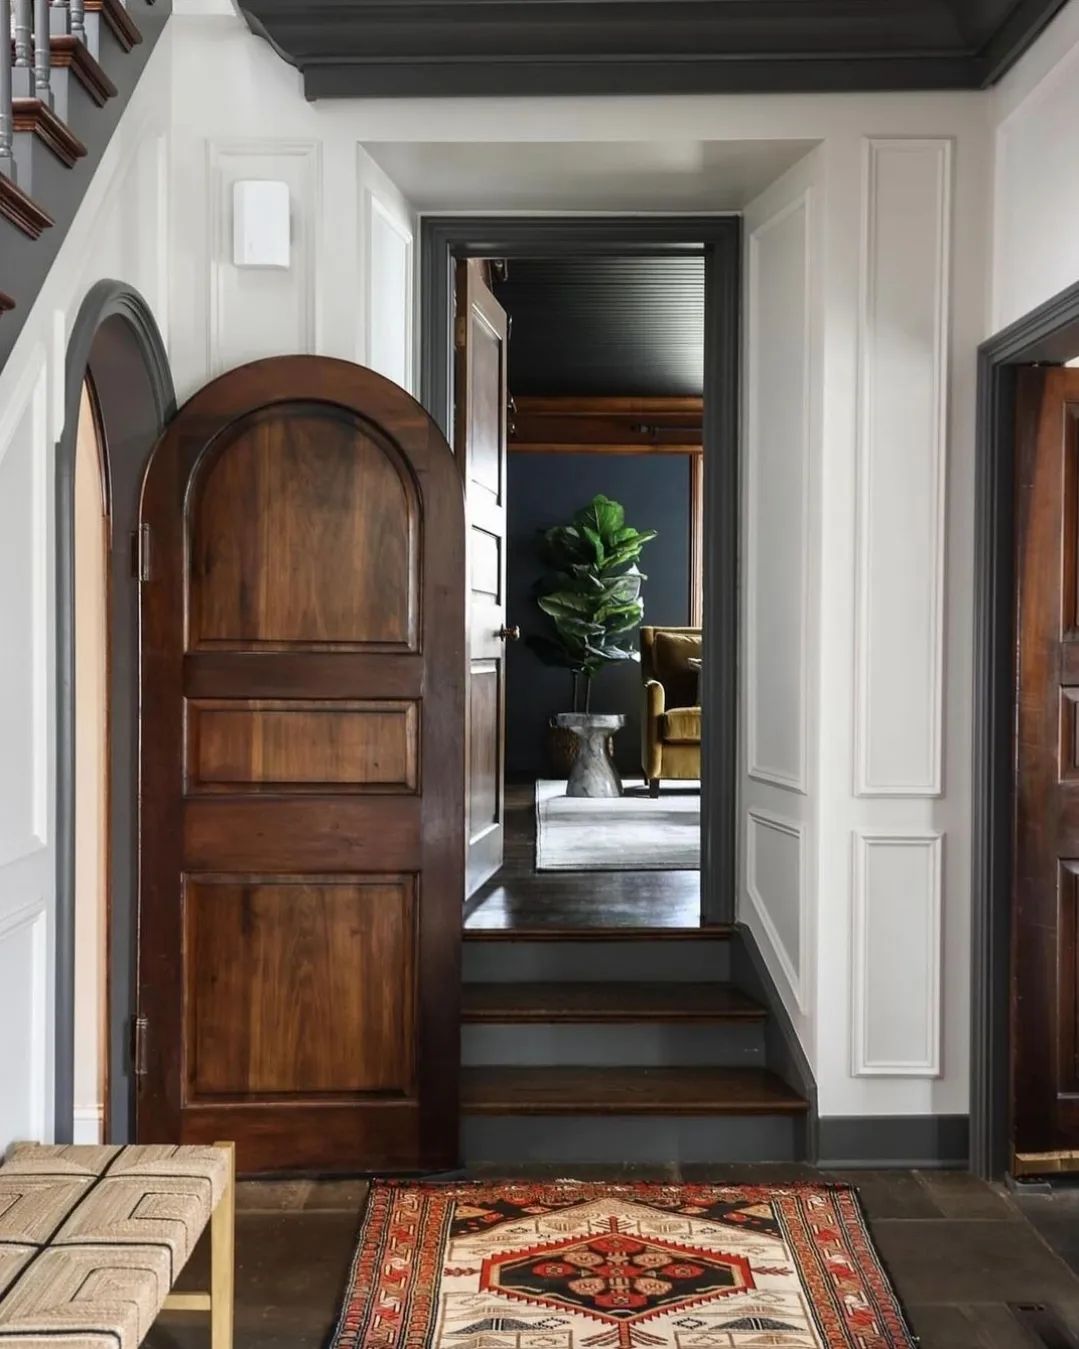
[1013,366,1079,1174]
[137,356,466,1173]
[454,261,512,895]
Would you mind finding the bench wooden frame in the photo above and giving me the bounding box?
[161,1141,235,1348]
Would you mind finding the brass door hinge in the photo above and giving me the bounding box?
[131,524,152,582]
[132,1015,149,1077]
[454,315,468,350]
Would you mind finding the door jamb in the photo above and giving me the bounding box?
[54,281,175,1143]
[419,215,741,926]
[972,276,1079,1178]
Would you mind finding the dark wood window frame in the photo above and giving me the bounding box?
[419,216,740,927]
[972,276,1079,1178]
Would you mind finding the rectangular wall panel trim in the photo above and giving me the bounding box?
[854,137,951,797]
[207,139,321,379]
[745,190,812,795]
[744,807,807,1012]
[851,830,943,1077]
[363,184,414,395]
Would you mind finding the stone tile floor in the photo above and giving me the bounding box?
[144,1167,1079,1349]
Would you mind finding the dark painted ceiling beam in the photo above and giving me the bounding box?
[237,0,1073,99]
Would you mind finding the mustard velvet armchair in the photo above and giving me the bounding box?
[640,626,702,796]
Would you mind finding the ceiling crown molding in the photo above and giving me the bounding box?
[236,0,1071,99]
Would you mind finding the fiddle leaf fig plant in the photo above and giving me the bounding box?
[527,494,657,713]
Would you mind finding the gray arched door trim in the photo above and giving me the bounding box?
[54,279,175,1143]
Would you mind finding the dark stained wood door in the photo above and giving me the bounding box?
[1013,366,1079,1173]
[455,261,510,896]
[137,356,466,1174]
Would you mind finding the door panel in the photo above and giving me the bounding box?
[1013,366,1079,1170]
[455,261,510,896]
[137,356,465,1173]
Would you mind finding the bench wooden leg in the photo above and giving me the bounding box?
[212,1141,235,1349]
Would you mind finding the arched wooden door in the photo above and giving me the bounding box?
[136,357,466,1174]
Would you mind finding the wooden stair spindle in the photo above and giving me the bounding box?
[13,0,32,73]
[0,0,14,178]
[69,0,84,41]
[34,0,51,104]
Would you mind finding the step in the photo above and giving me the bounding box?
[462,1114,804,1166]
[462,939,732,984]
[464,925,734,942]
[0,174,53,239]
[11,99,86,215]
[460,1066,808,1116]
[462,1022,767,1068]
[461,981,765,1022]
[48,36,118,124]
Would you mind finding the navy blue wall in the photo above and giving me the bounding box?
[506,452,692,778]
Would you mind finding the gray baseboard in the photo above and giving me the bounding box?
[818,1114,970,1168]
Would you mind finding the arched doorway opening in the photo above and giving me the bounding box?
[55,282,175,1143]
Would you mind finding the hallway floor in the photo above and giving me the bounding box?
[466,780,702,931]
[144,1167,1079,1349]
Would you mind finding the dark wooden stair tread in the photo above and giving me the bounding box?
[463,924,735,943]
[461,1067,808,1115]
[462,981,767,1023]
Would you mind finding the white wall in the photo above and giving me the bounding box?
[0,32,172,1152]
[0,2,999,1147]
[992,1,1079,330]
[164,14,994,1123]
[741,150,822,1061]
[167,15,417,403]
[739,116,990,1118]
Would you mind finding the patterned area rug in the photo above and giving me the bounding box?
[330,1180,914,1348]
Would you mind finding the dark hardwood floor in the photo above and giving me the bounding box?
[147,1172,1079,1349]
[464,780,702,933]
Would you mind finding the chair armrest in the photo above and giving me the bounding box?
[643,679,666,718]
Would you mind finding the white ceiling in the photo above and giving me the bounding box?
[363,139,818,213]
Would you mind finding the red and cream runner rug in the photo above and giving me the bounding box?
[330,1180,915,1348]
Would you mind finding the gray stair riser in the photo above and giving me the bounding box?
[462,941,731,983]
[49,71,99,137]
[81,14,125,67]
[462,1114,800,1165]
[461,1022,766,1068]
[13,134,78,217]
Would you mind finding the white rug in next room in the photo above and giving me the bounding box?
[535,779,701,872]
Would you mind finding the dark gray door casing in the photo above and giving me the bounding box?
[971,277,1079,1178]
[420,216,740,928]
[54,280,175,1144]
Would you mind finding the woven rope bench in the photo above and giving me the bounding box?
[0,1142,235,1348]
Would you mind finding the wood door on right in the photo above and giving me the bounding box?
[1013,366,1079,1173]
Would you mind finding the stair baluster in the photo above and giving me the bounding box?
[68,0,82,40]
[33,0,50,104]
[0,0,14,179]
[12,0,31,70]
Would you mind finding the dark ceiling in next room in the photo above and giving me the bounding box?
[491,257,705,399]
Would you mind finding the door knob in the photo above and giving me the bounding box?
[498,625,521,642]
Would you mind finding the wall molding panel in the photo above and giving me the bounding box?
[854,137,951,797]
[207,139,321,377]
[363,184,414,393]
[0,355,49,870]
[851,830,943,1077]
[745,190,812,795]
[745,808,807,1011]
[0,898,48,1142]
